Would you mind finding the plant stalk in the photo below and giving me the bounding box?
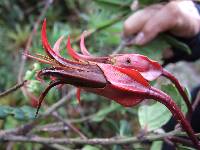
[149,87,199,149]
[162,69,192,118]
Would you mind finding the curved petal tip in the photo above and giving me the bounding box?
[80,31,91,56]
[66,36,80,60]
[53,35,65,54]
[41,19,54,58]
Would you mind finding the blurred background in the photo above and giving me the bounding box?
[0,0,199,149]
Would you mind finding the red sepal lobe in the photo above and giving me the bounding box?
[112,54,162,81]
[80,32,90,56]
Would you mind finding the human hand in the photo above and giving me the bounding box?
[123,0,200,45]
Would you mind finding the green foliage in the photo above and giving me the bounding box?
[4,116,19,129]
[150,141,163,150]
[94,0,132,6]
[24,63,41,80]
[82,145,100,150]
[163,35,192,54]
[93,0,131,14]
[91,103,122,122]
[140,0,162,5]
[119,119,131,136]
[138,100,171,131]
[7,24,31,49]
[130,36,170,62]
[0,105,36,120]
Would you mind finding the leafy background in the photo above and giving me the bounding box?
[0,0,199,149]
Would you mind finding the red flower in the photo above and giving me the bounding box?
[25,19,199,149]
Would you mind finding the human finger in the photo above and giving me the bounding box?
[123,4,163,37]
[134,2,181,45]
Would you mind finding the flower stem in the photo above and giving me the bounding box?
[149,87,199,149]
[162,69,192,119]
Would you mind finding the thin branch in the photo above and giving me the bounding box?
[0,130,186,145]
[52,112,87,139]
[0,80,27,98]
[14,120,40,135]
[170,136,194,147]
[34,122,68,132]
[49,110,96,125]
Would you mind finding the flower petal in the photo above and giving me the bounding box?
[80,32,91,56]
[53,35,65,55]
[67,36,110,63]
[42,19,84,67]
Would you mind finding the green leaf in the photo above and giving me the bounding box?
[7,24,30,49]
[150,141,163,150]
[4,116,19,129]
[24,70,35,80]
[93,0,131,14]
[130,36,170,63]
[94,0,132,6]
[12,108,25,120]
[91,103,121,122]
[138,101,171,131]
[82,145,100,150]
[33,63,41,70]
[139,0,162,5]
[0,106,12,118]
[119,120,131,136]
[26,80,41,93]
[177,145,196,150]
[0,105,36,121]
[162,35,192,54]
[24,63,41,80]
[20,105,36,120]
[112,145,123,150]
[138,84,187,131]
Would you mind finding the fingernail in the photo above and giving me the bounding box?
[134,32,144,45]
